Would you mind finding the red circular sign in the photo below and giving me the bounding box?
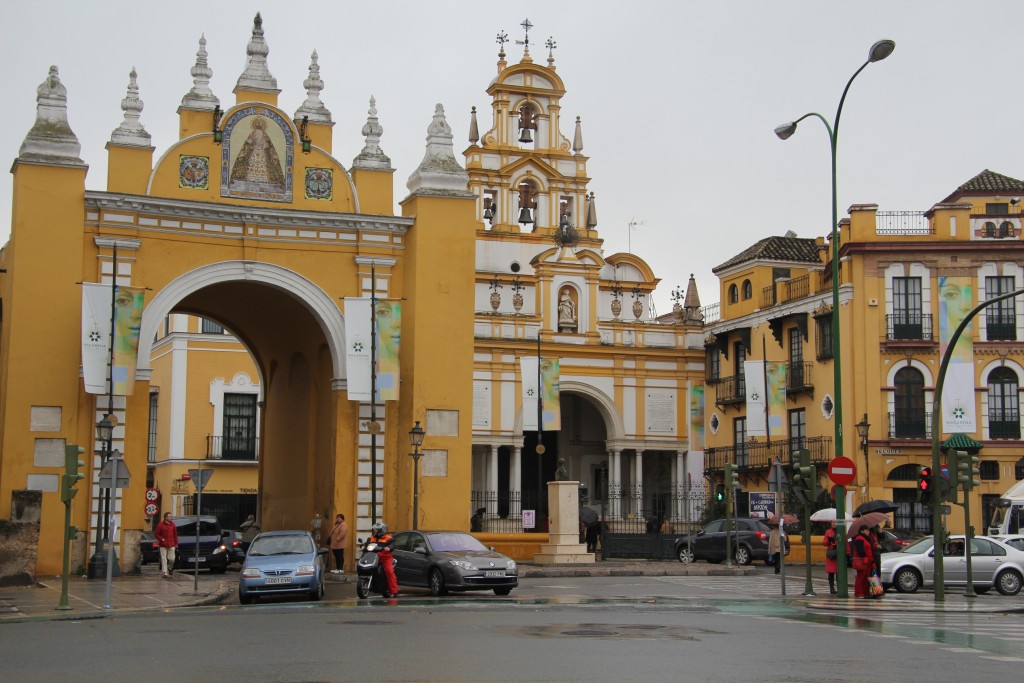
[828,456,856,486]
[144,502,158,517]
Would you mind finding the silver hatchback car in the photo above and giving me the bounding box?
[880,535,1024,596]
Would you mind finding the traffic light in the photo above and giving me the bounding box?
[789,449,816,505]
[715,483,725,502]
[60,445,85,503]
[955,449,980,491]
[724,463,740,492]
[944,451,960,505]
[916,465,933,504]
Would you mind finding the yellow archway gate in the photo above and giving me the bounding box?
[0,21,477,574]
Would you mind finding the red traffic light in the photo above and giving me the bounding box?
[918,466,933,491]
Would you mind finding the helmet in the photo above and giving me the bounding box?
[371,521,387,537]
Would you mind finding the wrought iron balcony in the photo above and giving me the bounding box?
[989,411,1021,439]
[704,435,832,475]
[207,435,259,461]
[885,313,933,341]
[714,375,745,405]
[762,275,812,309]
[787,361,813,393]
[887,412,931,439]
[986,314,1017,341]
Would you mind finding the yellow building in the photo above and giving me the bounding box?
[0,17,706,577]
[705,169,1024,536]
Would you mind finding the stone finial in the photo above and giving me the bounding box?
[18,65,83,164]
[585,192,598,229]
[352,96,391,170]
[683,273,704,324]
[406,103,472,196]
[234,12,280,94]
[181,34,219,110]
[294,49,332,124]
[468,106,480,145]
[572,116,583,155]
[110,67,152,147]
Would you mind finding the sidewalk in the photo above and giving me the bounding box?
[0,566,230,623]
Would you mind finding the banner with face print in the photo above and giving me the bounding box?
[112,286,145,395]
[541,359,561,431]
[375,301,401,401]
[939,276,975,432]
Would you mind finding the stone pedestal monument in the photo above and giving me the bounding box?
[533,480,595,564]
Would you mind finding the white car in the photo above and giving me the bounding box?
[991,535,1024,553]
[880,535,1024,596]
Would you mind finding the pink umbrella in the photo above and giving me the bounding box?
[846,511,889,538]
[765,513,799,527]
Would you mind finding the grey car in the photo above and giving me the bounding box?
[880,535,1024,596]
[675,518,789,566]
[390,530,518,596]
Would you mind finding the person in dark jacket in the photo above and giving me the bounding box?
[154,512,178,578]
[823,521,840,594]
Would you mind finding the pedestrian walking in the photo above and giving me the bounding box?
[240,514,260,551]
[154,512,178,578]
[768,524,782,574]
[328,513,348,573]
[851,525,875,598]
[823,520,839,594]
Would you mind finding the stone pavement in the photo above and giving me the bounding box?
[2,558,1017,622]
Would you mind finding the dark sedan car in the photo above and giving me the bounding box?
[139,530,161,565]
[391,530,518,596]
[878,528,926,553]
[675,518,789,566]
[221,530,246,565]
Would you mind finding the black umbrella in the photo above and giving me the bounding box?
[853,499,898,517]
[579,506,599,525]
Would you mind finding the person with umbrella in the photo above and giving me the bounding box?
[823,520,840,594]
[850,520,877,598]
[580,506,600,553]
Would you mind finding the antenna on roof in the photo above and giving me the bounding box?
[628,218,646,254]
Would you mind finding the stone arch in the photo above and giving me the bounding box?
[136,261,347,380]
[511,379,625,442]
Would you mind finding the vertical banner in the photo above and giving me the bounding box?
[344,298,372,401]
[939,276,976,432]
[744,360,767,436]
[690,385,705,451]
[766,361,788,438]
[521,356,539,431]
[375,301,401,401]
[112,286,145,395]
[541,359,561,431]
[81,283,112,394]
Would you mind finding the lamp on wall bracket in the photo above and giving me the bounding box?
[212,105,223,144]
[299,115,312,154]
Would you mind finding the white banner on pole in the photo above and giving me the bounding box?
[345,298,372,401]
[744,360,767,436]
[81,283,112,394]
[521,356,539,432]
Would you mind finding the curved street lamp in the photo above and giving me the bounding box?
[775,39,895,599]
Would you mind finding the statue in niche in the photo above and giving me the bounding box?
[558,288,577,332]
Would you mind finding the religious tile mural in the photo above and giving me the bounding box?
[304,168,333,200]
[179,155,209,189]
[220,107,294,202]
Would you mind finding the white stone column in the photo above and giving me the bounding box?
[510,445,522,519]
[608,448,622,520]
[633,451,644,520]
[487,444,499,517]
[674,450,685,522]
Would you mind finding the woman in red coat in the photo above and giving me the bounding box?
[822,521,839,594]
[851,526,875,598]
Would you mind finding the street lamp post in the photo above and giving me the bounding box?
[409,421,426,531]
[856,413,871,488]
[87,414,115,579]
[776,39,895,599]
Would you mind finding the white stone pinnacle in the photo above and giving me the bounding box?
[235,12,280,94]
[181,34,219,110]
[294,49,332,124]
[110,67,152,147]
[353,95,390,170]
[18,65,83,164]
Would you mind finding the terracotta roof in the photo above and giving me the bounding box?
[713,236,821,273]
[942,169,1024,202]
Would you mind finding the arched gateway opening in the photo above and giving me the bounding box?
[140,261,348,531]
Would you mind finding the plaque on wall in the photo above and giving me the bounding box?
[645,390,676,434]
[472,382,491,428]
[422,449,448,477]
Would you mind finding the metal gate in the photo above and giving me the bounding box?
[598,491,709,560]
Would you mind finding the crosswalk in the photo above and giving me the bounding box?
[655,573,832,597]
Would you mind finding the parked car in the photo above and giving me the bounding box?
[221,529,246,565]
[172,515,229,574]
[878,528,926,553]
[674,518,789,566]
[390,530,518,596]
[139,530,161,565]
[991,535,1024,553]
[238,530,327,604]
[880,535,1024,596]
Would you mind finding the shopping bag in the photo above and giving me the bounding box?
[868,572,884,596]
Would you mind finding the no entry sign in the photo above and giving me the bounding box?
[827,456,856,486]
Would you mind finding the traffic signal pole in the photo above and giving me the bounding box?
[57,445,84,611]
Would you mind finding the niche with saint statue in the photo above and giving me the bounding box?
[557,286,578,333]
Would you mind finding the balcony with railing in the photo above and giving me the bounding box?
[704,435,832,475]
[989,410,1021,439]
[714,375,745,405]
[762,274,813,309]
[207,435,259,461]
[786,361,813,394]
[885,313,933,342]
[986,312,1017,341]
[887,412,932,440]
[875,211,932,236]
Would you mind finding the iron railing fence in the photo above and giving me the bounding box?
[207,435,259,461]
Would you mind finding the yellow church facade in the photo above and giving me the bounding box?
[0,17,707,577]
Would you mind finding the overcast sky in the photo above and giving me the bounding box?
[4,0,1023,314]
